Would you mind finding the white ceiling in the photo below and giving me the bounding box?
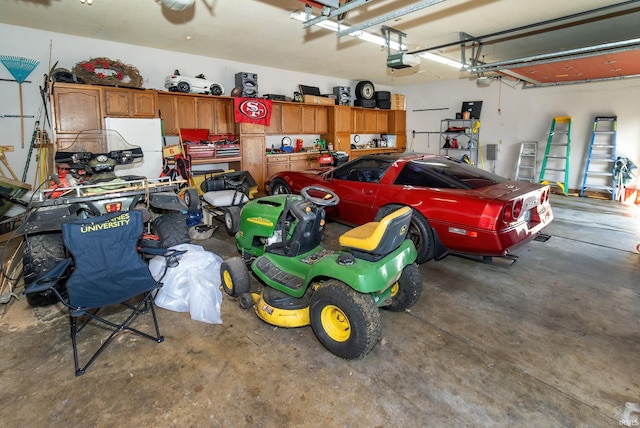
[2,0,639,87]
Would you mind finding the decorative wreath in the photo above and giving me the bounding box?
[72,57,143,88]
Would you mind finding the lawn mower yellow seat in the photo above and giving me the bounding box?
[339,206,412,259]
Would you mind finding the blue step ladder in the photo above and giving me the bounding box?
[580,116,617,200]
[539,116,571,195]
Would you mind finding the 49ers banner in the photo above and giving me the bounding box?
[234,97,272,126]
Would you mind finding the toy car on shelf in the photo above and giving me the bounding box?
[164,70,224,95]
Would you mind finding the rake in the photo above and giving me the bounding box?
[0,56,40,149]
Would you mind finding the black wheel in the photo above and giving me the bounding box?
[309,281,381,359]
[239,293,254,309]
[355,81,375,100]
[384,264,422,312]
[224,206,241,235]
[374,90,391,100]
[183,187,200,210]
[376,204,434,264]
[209,84,223,95]
[153,213,190,248]
[23,234,67,306]
[220,257,251,297]
[269,178,291,195]
[177,81,190,93]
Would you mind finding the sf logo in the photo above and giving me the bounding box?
[239,100,268,119]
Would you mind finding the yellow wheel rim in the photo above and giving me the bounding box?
[222,270,233,293]
[390,283,399,298]
[320,304,351,342]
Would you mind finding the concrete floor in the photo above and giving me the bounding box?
[0,195,638,427]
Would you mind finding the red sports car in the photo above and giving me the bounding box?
[265,153,553,264]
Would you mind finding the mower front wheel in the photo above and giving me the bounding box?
[385,264,422,312]
[224,206,241,235]
[220,256,251,297]
[309,281,381,359]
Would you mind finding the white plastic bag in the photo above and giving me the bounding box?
[149,243,223,324]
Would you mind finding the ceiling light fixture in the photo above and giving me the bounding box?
[80,0,94,4]
[290,11,462,70]
[159,0,195,11]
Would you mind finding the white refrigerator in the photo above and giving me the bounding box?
[104,117,165,179]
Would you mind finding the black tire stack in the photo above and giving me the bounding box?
[374,90,391,110]
[354,80,376,108]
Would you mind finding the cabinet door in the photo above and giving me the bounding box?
[315,106,328,134]
[157,94,178,135]
[176,96,197,129]
[388,110,406,134]
[103,89,129,116]
[54,86,102,133]
[241,135,266,190]
[352,108,365,133]
[334,106,351,133]
[266,103,283,134]
[132,92,156,117]
[282,104,302,134]
[214,98,233,134]
[376,110,389,133]
[289,156,309,171]
[266,160,289,177]
[196,97,216,132]
[363,109,377,133]
[301,105,316,134]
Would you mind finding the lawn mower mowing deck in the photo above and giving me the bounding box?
[220,186,422,359]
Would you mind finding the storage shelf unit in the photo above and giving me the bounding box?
[438,119,480,165]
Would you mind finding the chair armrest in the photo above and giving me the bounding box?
[24,258,73,295]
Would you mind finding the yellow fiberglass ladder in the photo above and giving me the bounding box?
[580,116,617,200]
[539,116,571,195]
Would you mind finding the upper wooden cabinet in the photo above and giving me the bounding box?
[103,87,156,118]
[196,97,234,134]
[282,104,302,134]
[332,106,351,133]
[52,84,102,133]
[388,110,406,134]
[266,103,283,134]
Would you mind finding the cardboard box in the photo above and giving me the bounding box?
[303,95,336,106]
[391,94,405,110]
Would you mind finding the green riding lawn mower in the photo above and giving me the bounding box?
[220,186,423,359]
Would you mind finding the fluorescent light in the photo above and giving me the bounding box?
[290,11,461,70]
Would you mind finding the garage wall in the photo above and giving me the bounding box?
[0,23,389,186]
[402,77,640,190]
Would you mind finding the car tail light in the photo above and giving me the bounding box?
[105,202,122,213]
[512,198,523,219]
[502,201,513,223]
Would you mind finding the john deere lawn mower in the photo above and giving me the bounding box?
[220,186,422,359]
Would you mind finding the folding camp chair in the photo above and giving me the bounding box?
[24,210,180,376]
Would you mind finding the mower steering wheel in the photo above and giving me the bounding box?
[300,186,339,207]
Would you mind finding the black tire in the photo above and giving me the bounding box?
[374,90,391,100]
[375,204,434,264]
[209,84,223,96]
[355,81,375,100]
[353,98,376,108]
[177,81,190,93]
[309,281,381,359]
[375,99,391,110]
[384,264,422,312]
[220,257,251,297]
[153,213,190,248]
[23,234,67,306]
[224,206,241,235]
[269,178,291,195]
[183,187,200,210]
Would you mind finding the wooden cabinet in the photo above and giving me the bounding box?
[376,110,389,134]
[266,154,290,178]
[388,110,406,134]
[266,152,318,178]
[314,106,328,134]
[352,108,389,133]
[266,103,283,134]
[301,105,316,134]
[176,96,197,129]
[52,84,102,134]
[352,108,365,133]
[156,93,197,135]
[333,106,352,133]
[282,104,302,134]
[103,88,156,118]
[196,97,233,134]
[157,93,178,135]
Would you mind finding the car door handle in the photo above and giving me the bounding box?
[362,189,374,195]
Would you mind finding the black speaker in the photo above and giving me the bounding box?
[333,86,351,106]
[234,72,258,97]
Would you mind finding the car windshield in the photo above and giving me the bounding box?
[332,157,394,182]
[395,158,507,189]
